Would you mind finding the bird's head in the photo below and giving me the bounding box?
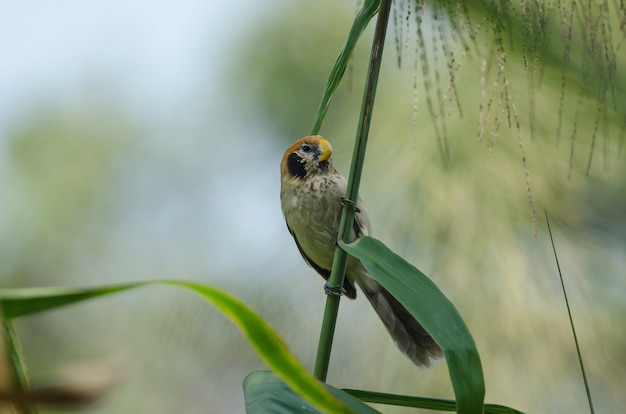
[281,135,333,179]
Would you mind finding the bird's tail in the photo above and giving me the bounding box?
[359,280,442,368]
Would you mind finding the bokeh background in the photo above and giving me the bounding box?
[1,1,625,413]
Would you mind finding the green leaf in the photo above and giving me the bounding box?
[343,389,525,413]
[0,283,145,319]
[244,370,379,414]
[310,0,380,135]
[339,236,486,414]
[0,281,354,414]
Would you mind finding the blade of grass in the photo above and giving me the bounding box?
[163,281,354,414]
[0,282,354,414]
[310,0,380,135]
[313,0,392,382]
[3,320,37,414]
[343,389,525,413]
[340,236,486,414]
[244,370,380,414]
[545,211,595,414]
[0,284,145,320]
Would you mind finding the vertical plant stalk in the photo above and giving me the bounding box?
[545,211,595,414]
[313,0,393,382]
[3,319,37,414]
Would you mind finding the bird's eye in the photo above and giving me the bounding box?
[301,144,313,153]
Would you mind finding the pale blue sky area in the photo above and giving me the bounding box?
[0,0,294,284]
[0,1,272,128]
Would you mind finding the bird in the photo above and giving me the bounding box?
[280,135,442,368]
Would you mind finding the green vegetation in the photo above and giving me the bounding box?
[2,0,624,412]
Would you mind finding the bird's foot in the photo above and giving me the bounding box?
[324,281,346,297]
[340,197,361,213]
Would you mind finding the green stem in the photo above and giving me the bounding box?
[3,319,37,414]
[545,211,595,414]
[313,0,393,382]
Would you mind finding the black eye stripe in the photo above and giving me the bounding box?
[287,152,307,178]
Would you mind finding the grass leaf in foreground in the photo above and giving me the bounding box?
[340,236,485,414]
[343,389,525,413]
[0,281,353,414]
[244,370,378,414]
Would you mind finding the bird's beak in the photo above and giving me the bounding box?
[318,138,332,162]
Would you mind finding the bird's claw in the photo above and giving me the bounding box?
[324,282,346,297]
[340,197,361,213]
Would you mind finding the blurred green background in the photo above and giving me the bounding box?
[1,1,624,413]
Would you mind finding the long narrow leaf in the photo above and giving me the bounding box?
[310,0,380,134]
[545,212,594,413]
[343,389,525,414]
[339,236,485,414]
[244,370,379,414]
[0,284,144,320]
[0,281,354,414]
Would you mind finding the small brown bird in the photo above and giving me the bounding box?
[280,135,442,367]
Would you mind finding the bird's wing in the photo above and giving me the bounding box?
[353,215,366,239]
[352,197,371,239]
[286,223,357,299]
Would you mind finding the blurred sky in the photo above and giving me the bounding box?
[1,0,254,124]
[1,0,296,284]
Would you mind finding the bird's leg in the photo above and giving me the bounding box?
[327,198,359,298]
[324,281,346,297]
[340,197,361,213]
